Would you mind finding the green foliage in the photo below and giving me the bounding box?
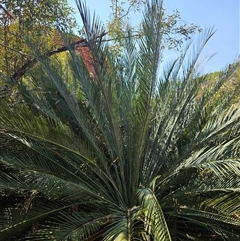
[0,0,76,75]
[107,0,202,54]
[205,63,240,107]
[4,0,76,29]
[0,0,240,240]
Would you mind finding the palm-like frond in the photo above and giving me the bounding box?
[1,0,240,240]
[137,186,172,240]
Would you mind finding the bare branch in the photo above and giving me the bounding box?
[10,39,88,82]
[0,4,15,21]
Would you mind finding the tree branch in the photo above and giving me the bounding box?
[0,4,15,21]
[10,39,88,82]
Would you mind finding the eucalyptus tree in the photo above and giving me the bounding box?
[0,0,240,240]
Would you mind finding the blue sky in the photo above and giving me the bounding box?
[68,0,239,74]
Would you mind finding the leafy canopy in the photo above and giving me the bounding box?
[107,0,202,54]
[0,0,76,75]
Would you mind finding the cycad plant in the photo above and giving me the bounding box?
[1,0,240,240]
